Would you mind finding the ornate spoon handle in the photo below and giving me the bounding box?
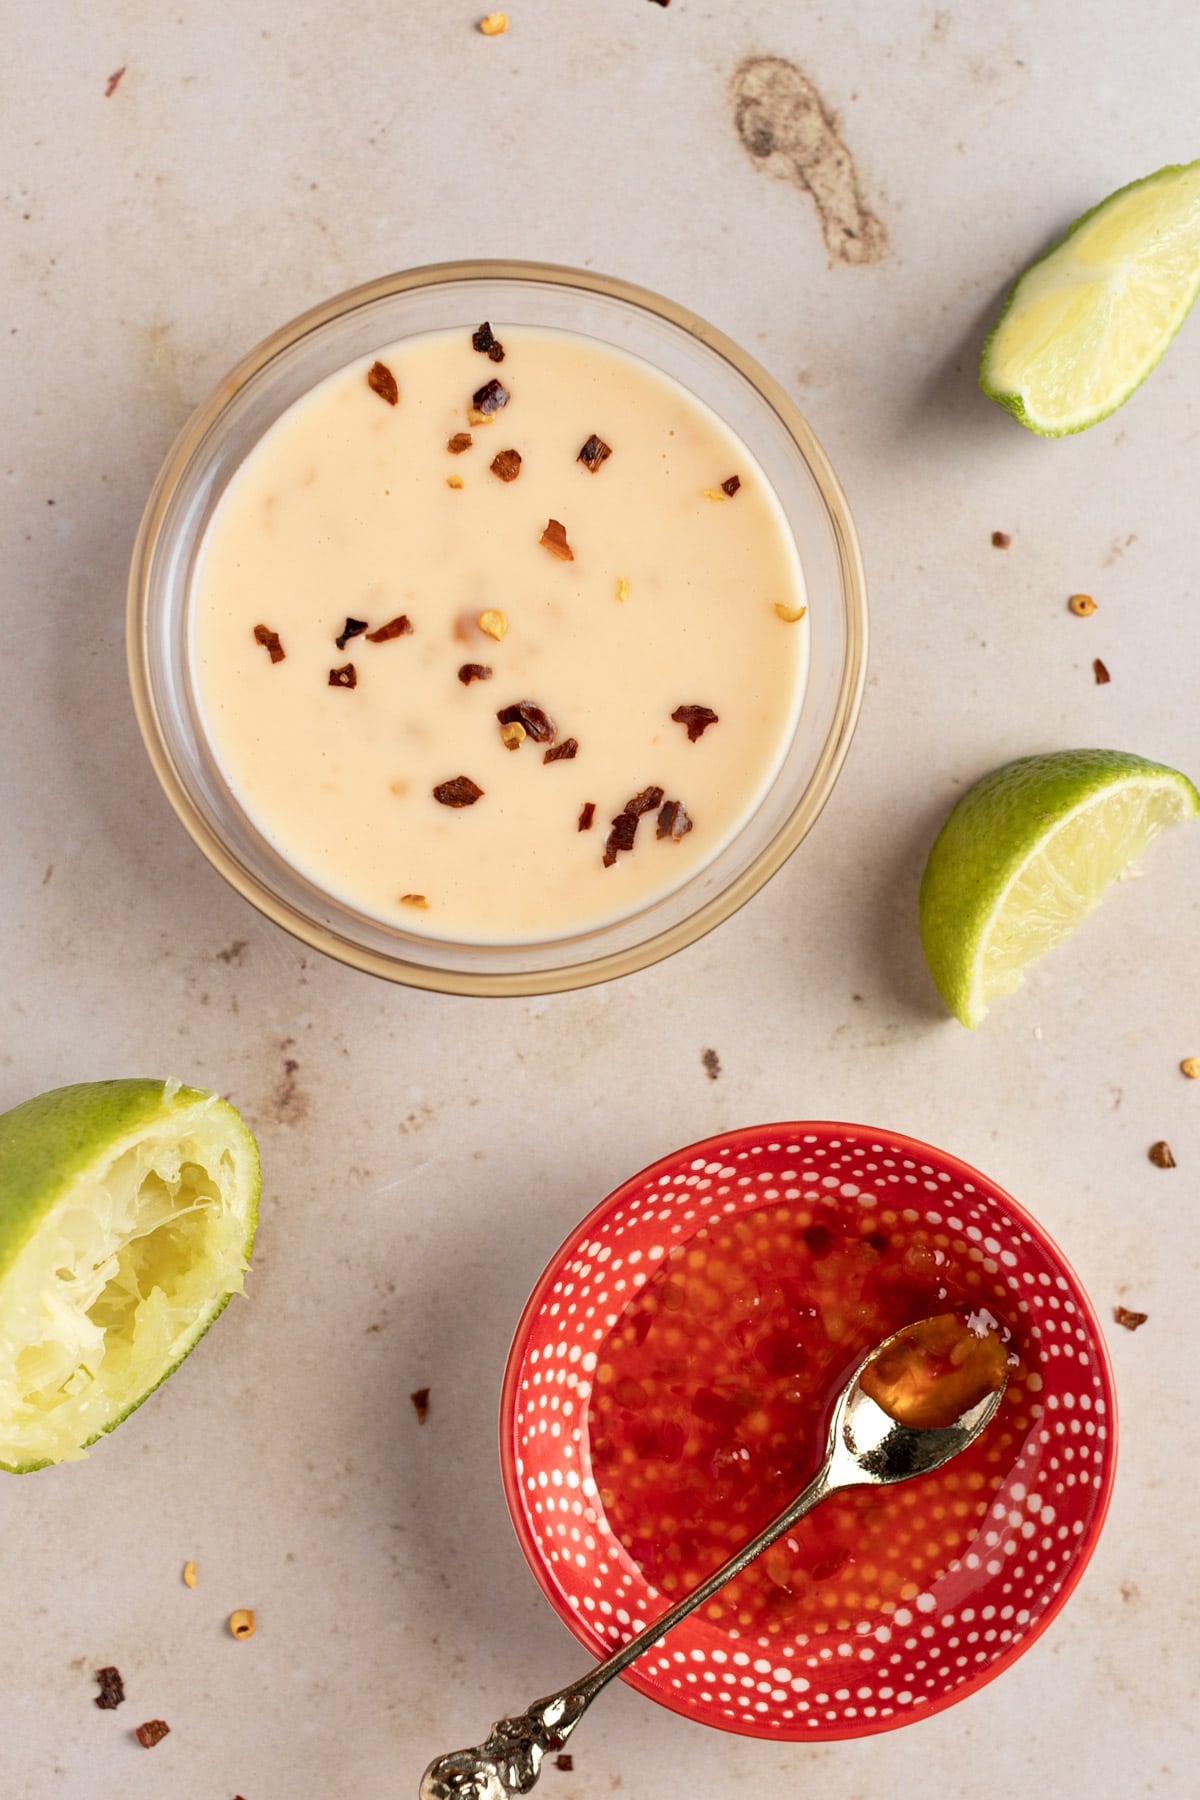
[418,1458,836,1799]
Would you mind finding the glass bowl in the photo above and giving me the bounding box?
[499,1122,1117,1740]
[128,262,867,995]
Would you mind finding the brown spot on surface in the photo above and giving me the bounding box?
[730,57,887,265]
[105,66,126,98]
[217,940,248,966]
[271,1054,308,1126]
[701,1047,721,1081]
[410,1387,431,1424]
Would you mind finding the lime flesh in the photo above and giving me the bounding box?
[919,751,1200,1027]
[0,1080,259,1471]
[981,160,1200,435]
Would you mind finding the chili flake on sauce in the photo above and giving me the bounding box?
[586,1197,1034,1638]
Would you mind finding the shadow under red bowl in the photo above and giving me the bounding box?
[499,1122,1117,1741]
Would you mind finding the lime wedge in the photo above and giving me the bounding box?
[919,750,1199,1027]
[981,160,1200,435]
[0,1080,259,1471]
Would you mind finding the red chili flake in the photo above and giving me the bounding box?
[991,530,1011,548]
[94,1667,125,1710]
[1093,657,1111,685]
[471,321,505,363]
[135,1721,170,1749]
[104,66,126,98]
[1148,1140,1177,1168]
[253,624,285,664]
[367,360,399,406]
[544,738,578,763]
[657,799,693,840]
[1114,1306,1148,1331]
[578,802,596,831]
[457,662,493,684]
[627,785,665,816]
[720,474,741,497]
[497,701,557,743]
[603,810,639,867]
[329,663,357,688]
[335,617,369,650]
[554,1755,574,1772]
[472,377,509,415]
[540,518,574,561]
[671,704,718,741]
[410,1387,431,1423]
[447,432,473,454]
[577,434,612,472]
[490,448,523,482]
[433,776,484,807]
[365,614,413,642]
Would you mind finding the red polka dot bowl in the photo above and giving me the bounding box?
[499,1122,1117,1740]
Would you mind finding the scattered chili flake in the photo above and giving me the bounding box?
[1148,1140,1177,1168]
[229,1610,256,1641]
[446,474,465,490]
[616,577,629,603]
[478,609,508,640]
[94,1668,125,1710]
[472,377,510,416]
[411,1387,431,1423]
[497,701,557,743]
[702,487,730,502]
[433,776,484,807]
[365,614,413,642]
[253,624,285,663]
[671,704,719,741]
[458,662,493,684]
[1069,593,1098,616]
[468,408,496,427]
[472,320,505,361]
[500,721,526,751]
[182,1560,198,1589]
[479,12,509,34]
[399,894,430,909]
[627,785,665,816]
[554,1755,574,1772]
[577,434,612,472]
[1114,1306,1148,1331]
[720,474,741,497]
[1093,657,1111,684]
[335,617,368,650]
[544,738,578,763]
[329,663,357,689]
[657,798,692,840]
[774,602,807,623]
[991,530,1011,548]
[603,810,639,868]
[367,360,399,406]
[1181,1056,1200,1079]
[578,802,596,831]
[448,432,473,454]
[540,518,574,561]
[490,448,522,482]
[135,1720,170,1749]
[104,66,126,98]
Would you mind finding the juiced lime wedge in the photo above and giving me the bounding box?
[0,1080,259,1471]
[919,751,1199,1027]
[981,160,1200,434]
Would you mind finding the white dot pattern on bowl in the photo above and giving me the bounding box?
[506,1126,1115,1742]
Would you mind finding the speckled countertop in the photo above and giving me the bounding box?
[3,4,1198,1796]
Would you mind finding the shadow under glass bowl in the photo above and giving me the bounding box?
[128,261,867,995]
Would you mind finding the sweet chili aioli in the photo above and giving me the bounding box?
[586,1197,1037,1638]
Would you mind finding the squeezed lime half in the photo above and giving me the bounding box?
[981,160,1200,435]
[919,750,1199,1027]
[0,1080,259,1471]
